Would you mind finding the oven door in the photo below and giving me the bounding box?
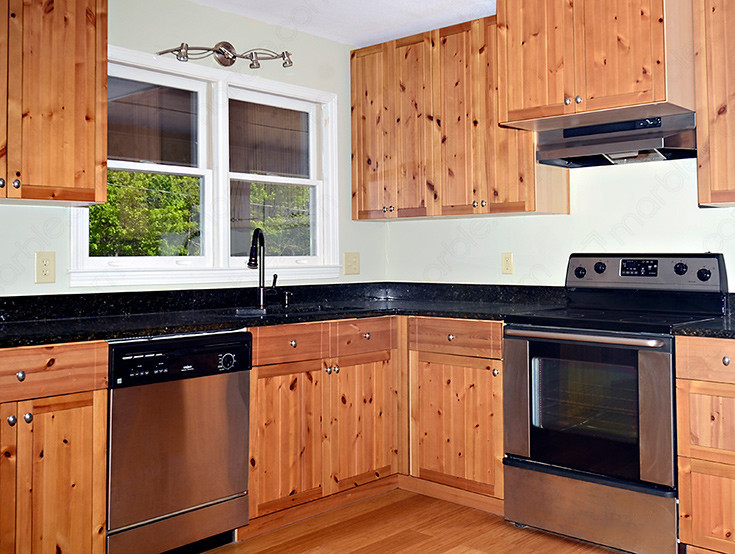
[503,325,674,488]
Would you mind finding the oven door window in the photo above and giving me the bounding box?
[529,341,640,482]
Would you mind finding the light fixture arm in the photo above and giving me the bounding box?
[157,41,293,69]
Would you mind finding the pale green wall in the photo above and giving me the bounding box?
[1,2,735,297]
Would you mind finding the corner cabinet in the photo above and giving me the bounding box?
[351,17,569,220]
[2,0,107,203]
[497,0,695,130]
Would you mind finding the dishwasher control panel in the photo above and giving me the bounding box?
[109,331,252,388]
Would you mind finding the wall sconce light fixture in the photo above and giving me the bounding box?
[157,41,293,69]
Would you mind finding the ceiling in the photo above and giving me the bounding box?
[190,0,497,47]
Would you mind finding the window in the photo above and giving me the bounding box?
[71,47,338,286]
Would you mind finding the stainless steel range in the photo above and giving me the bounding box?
[503,254,728,554]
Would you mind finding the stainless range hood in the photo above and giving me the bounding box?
[536,113,696,168]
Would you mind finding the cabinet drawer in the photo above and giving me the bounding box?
[0,341,108,403]
[409,317,502,359]
[331,317,395,357]
[677,336,735,383]
[254,322,327,365]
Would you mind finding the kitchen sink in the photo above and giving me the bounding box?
[223,304,369,318]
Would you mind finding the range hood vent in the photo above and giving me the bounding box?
[536,113,696,168]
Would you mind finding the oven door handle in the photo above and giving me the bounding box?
[504,328,666,348]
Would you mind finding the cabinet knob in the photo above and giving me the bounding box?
[7,415,16,427]
[724,356,731,366]
[472,201,478,208]
[333,365,340,374]
[363,332,371,340]
[16,371,25,382]
[23,413,33,424]
[12,179,20,189]
[481,200,487,207]
[382,206,388,213]
[289,340,297,348]
[447,334,455,342]
[325,366,332,374]
[0,178,5,188]
[389,206,395,212]
[492,368,500,377]
[575,96,583,104]
[564,97,572,105]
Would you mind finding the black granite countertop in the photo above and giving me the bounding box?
[0,283,565,348]
[672,317,735,339]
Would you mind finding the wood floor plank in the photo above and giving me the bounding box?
[212,490,611,553]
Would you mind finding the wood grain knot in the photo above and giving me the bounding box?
[46,358,56,368]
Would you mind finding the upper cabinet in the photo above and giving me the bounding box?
[2,0,107,204]
[497,0,695,131]
[351,17,569,220]
[694,0,735,206]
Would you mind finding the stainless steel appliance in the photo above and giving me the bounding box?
[503,254,728,554]
[107,331,252,554]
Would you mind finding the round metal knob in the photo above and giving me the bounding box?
[389,206,395,212]
[16,371,25,382]
[723,356,731,366]
[7,415,16,427]
[289,340,297,348]
[564,97,572,105]
[382,207,388,213]
[575,96,583,104]
[325,366,333,374]
[333,365,340,374]
[481,200,487,207]
[472,201,478,208]
[0,178,5,188]
[12,179,20,189]
[492,369,500,377]
[23,413,33,424]
[363,332,371,340]
[447,334,455,342]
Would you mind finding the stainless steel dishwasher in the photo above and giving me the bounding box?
[107,331,252,553]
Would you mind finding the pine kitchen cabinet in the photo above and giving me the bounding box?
[694,0,735,206]
[497,0,695,131]
[0,341,108,553]
[408,317,504,503]
[248,318,399,518]
[676,336,735,553]
[351,16,569,220]
[1,0,107,204]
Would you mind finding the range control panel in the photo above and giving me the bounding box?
[566,254,727,292]
[109,331,252,389]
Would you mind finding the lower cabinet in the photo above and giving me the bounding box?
[249,318,399,518]
[1,390,107,553]
[408,317,504,499]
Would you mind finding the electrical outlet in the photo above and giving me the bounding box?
[344,252,360,275]
[501,252,514,275]
[35,251,56,284]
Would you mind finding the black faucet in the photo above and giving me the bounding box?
[247,228,266,309]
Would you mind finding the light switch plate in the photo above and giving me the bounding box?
[35,251,56,284]
[502,252,514,275]
[344,252,360,275]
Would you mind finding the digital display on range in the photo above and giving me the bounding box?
[620,259,658,277]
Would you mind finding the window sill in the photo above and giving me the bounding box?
[69,265,341,287]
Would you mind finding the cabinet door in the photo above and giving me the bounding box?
[410,351,503,498]
[7,0,107,203]
[351,44,395,219]
[679,456,735,553]
[695,0,735,205]
[435,21,490,215]
[0,402,16,551]
[497,0,576,123]
[392,33,435,217]
[576,0,665,113]
[249,362,324,517]
[15,391,106,554]
[323,351,397,496]
[0,0,7,197]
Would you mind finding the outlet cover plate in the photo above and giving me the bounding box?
[35,251,56,284]
[502,252,514,275]
[344,252,360,275]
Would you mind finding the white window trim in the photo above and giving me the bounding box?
[70,45,340,287]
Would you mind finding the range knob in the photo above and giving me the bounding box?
[574,266,587,279]
[674,262,688,276]
[594,262,607,274]
[220,352,236,370]
[697,268,712,282]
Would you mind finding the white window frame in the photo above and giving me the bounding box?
[70,46,340,287]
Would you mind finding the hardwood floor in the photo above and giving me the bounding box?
[215,490,613,553]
